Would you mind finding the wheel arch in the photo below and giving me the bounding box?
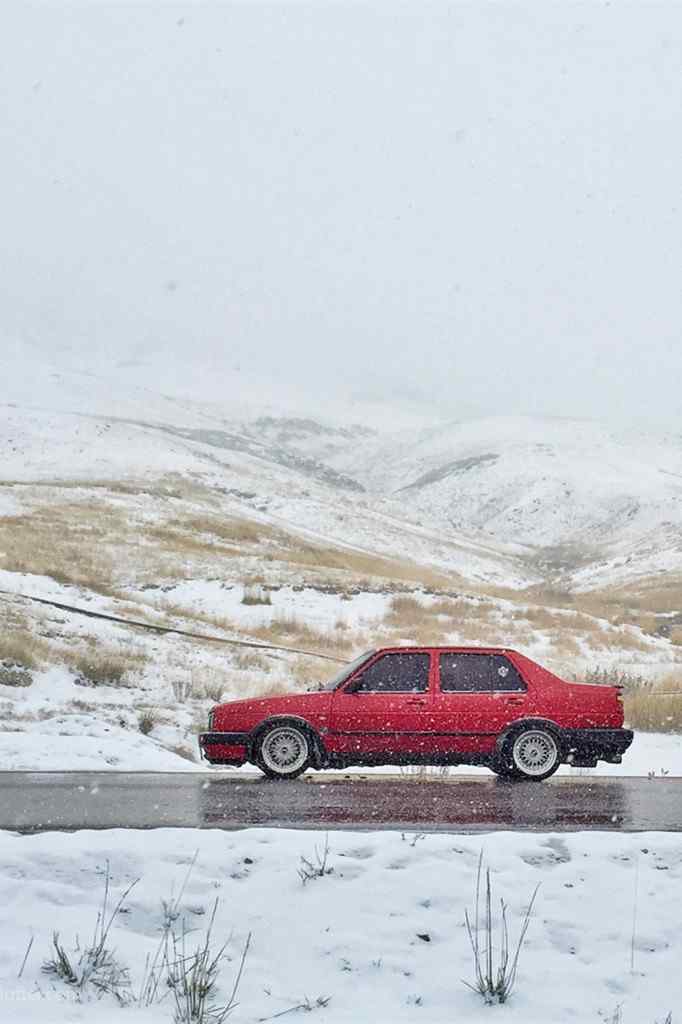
[248,715,326,768]
[495,717,566,757]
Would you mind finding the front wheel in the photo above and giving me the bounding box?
[255,724,312,780]
[498,727,561,781]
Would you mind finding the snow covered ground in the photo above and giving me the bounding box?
[2,826,681,1023]
[0,712,679,777]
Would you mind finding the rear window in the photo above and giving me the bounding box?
[439,653,525,693]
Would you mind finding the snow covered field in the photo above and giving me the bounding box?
[1,826,681,1023]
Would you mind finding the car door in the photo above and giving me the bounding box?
[328,650,433,757]
[432,651,529,756]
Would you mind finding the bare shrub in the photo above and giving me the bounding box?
[298,834,333,885]
[0,662,33,687]
[241,584,272,606]
[42,860,250,1022]
[167,903,250,1024]
[67,649,144,688]
[202,679,226,702]
[581,666,647,690]
[172,678,196,702]
[464,852,539,1005]
[233,651,271,673]
[0,630,50,671]
[138,709,158,735]
[42,863,137,1004]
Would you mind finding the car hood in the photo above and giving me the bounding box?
[213,690,333,730]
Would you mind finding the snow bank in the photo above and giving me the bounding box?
[1,827,681,1022]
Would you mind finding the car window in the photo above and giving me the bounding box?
[353,653,430,693]
[321,650,376,691]
[439,654,525,693]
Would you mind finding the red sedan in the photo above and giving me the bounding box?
[199,646,632,780]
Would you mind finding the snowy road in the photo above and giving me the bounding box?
[2,772,681,833]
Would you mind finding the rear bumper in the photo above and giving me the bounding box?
[563,727,634,765]
[199,731,248,766]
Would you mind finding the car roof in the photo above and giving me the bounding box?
[373,645,518,654]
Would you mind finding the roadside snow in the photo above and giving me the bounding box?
[0,720,200,772]
[1,827,681,1023]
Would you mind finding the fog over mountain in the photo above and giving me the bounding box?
[3,1,682,426]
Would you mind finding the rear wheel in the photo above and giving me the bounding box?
[498,727,561,781]
[255,724,312,780]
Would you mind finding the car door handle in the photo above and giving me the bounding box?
[405,698,427,706]
[503,696,525,705]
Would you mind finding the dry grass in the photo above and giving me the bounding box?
[288,656,333,690]
[251,616,360,657]
[548,634,583,658]
[168,743,197,762]
[244,678,293,698]
[157,601,238,636]
[0,629,51,670]
[197,671,230,702]
[64,648,147,688]
[0,663,33,687]
[174,515,263,544]
[274,540,454,589]
[571,577,682,621]
[624,676,682,732]
[233,651,272,673]
[0,506,120,594]
[137,708,159,735]
[384,595,498,635]
[241,584,272,606]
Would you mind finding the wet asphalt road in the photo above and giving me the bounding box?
[1,772,681,833]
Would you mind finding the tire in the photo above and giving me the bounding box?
[254,723,312,780]
[498,726,562,781]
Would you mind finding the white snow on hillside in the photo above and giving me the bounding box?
[4,345,682,591]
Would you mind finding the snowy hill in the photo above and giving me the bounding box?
[329,416,682,589]
[3,341,682,592]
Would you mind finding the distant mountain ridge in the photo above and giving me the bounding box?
[2,342,682,592]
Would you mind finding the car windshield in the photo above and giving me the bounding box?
[320,650,376,691]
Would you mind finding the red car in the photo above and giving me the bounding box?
[199,646,633,780]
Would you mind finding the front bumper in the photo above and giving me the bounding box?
[563,727,634,765]
[199,731,248,766]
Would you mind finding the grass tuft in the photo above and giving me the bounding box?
[42,862,137,1004]
[138,709,158,735]
[463,852,539,1005]
[241,584,272,606]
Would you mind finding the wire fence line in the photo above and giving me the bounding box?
[0,589,349,665]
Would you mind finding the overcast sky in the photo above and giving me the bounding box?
[2,1,682,424]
